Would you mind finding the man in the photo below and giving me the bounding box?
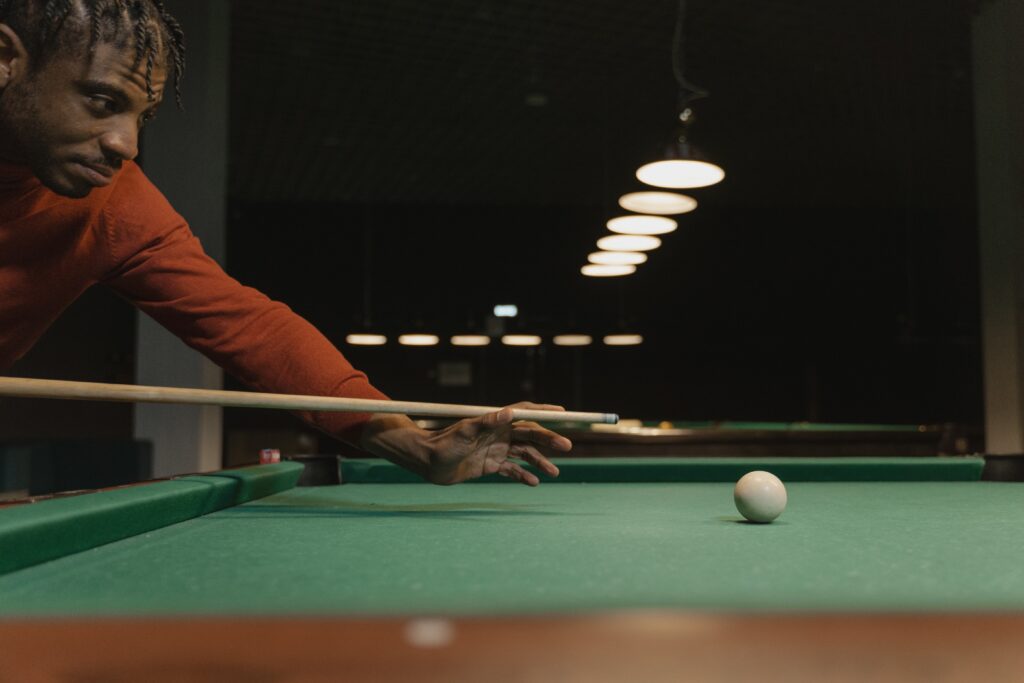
[0,0,571,485]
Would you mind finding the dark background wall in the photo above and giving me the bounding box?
[225,201,980,426]
[1,0,984,449]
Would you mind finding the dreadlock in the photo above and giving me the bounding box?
[0,0,185,105]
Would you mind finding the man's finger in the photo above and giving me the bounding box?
[511,423,573,452]
[499,460,540,487]
[459,406,515,438]
[482,406,516,428]
[507,401,566,413]
[465,404,565,438]
[510,444,560,478]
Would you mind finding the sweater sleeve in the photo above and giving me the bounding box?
[99,164,387,445]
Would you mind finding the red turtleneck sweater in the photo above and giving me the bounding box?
[0,160,387,443]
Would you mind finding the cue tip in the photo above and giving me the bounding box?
[605,413,620,424]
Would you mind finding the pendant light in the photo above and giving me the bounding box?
[346,334,387,346]
[588,251,648,266]
[604,334,644,347]
[554,334,593,347]
[398,334,440,347]
[606,215,677,236]
[502,335,542,347]
[596,235,661,252]
[618,191,697,215]
[636,0,723,190]
[581,264,636,278]
[451,335,491,347]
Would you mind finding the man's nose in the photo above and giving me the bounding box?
[98,119,139,163]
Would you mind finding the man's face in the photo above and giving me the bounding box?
[0,36,166,198]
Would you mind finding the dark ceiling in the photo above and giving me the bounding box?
[229,0,975,208]
[224,0,982,423]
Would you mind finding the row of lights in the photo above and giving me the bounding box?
[582,191,698,277]
[583,83,726,280]
[582,163,724,279]
[346,333,644,347]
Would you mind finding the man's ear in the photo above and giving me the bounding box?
[0,24,29,90]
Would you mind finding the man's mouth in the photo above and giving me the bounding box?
[71,161,115,187]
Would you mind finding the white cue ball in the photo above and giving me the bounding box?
[734,471,787,523]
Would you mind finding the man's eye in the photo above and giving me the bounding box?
[88,96,118,113]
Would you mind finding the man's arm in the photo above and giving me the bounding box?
[99,164,388,443]
[104,220,387,444]
[100,164,570,482]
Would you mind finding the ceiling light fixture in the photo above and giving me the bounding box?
[451,335,491,347]
[637,155,724,189]
[636,0,724,190]
[606,215,678,236]
[581,264,636,277]
[502,335,542,347]
[398,334,440,347]
[596,235,662,252]
[604,334,644,346]
[346,334,387,346]
[618,191,697,215]
[588,251,648,266]
[553,334,593,347]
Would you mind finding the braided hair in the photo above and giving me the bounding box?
[0,0,185,105]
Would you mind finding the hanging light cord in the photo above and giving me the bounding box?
[671,0,708,106]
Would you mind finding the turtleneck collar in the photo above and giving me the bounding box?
[0,158,39,187]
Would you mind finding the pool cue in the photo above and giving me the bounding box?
[0,377,619,425]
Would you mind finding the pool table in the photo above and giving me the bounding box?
[2,456,1024,682]
[536,419,978,457]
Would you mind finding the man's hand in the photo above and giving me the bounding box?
[359,403,572,486]
[423,402,571,485]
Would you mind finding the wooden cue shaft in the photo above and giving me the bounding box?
[0,377,619,425]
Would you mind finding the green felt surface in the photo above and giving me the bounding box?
[342,457,985,483]
[2,468,1023,617]
[0,462,302,575]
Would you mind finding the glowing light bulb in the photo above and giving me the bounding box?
[587,251,648,266]
[346,334,387,346]
[606,215,677,236]
[502,335,542,347]
[451,335,491,347]
[619,191,697,215]
[581,264,636,277]
[398,334,440,346]
[604,334,644,346]
[554,335,593,346]
[596,235,661,252]
[636,159,724,189]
